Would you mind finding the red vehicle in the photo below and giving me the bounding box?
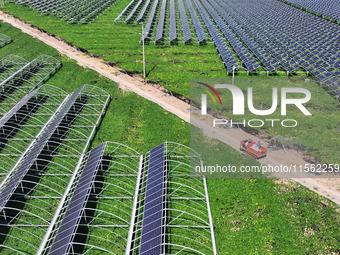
[240,139,268,159]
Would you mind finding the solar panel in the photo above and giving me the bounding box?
[140,143,165,255]
[48,143,104,255]
[0,55,30,83]
[178,0,191,42]
[155,0,167,42]
[0,61,31,89]
[0,86,84,210]
[283,0,340,23]
[185,0,206,42]
[114,0,137,22]
[136,0,152,22]
[0,86,42,128]
[169,0,177,42]
[125,0,144,22]
[13,0,115,24]
[140,0,159,42]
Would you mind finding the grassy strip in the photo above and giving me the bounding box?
[209,178,340,254]
[0,18,339,255]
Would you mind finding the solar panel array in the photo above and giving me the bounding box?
[154,0,167,43]
[0,52,216,254]
[139,143,165,255]
[0,55,61,116]
[178,0,191,43]
[0,55,29,84]
[136,0,152,23]
[116,0,340,95]
[49,143,105,255]
[129,142,217,254]
[36,142,216,255]
[192,0,237,72]
[219,0,340,93]
[125,0,144,23]
[0,86,85,210]
[140,0,159,43]
[41,142,141,254]
[8,0,117,24]
[283,0,340,23]
[0,34,12,48]
[0,85,67,185]
[0,83,110,254]
[169,0,177,42]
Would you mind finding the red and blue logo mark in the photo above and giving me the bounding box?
[198,82,222,106]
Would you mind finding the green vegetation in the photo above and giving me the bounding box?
[2,2,340,165]
[0,20,190,152]
[0,12,339,255]
[2,1,294,97]
[210,178,340,254]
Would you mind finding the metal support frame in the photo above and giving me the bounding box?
[126,142,216,254]
[12,0,116,24]
[0,85,110,254]
[126,155,144,255]
[36,85,110,255]
[0,86,69,190]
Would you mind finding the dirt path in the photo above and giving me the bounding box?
[1,11,339,205]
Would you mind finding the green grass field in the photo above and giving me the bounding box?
[2,1,298,97]
[2,2,340,165]
[0,9,339,255]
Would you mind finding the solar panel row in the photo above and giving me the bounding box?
[0,55,61,121]
[178,0,191,43]
[169,0,177,42]
[0,86,42,128]
[140,143,165,255]
[23,142,216,255]
[0,86,84,210]
[11,0,116,24]
[155,0,167,43]
[49,143,104,255]
[283,0,340,23]
[192,0,237,72]
[140,0,159,42]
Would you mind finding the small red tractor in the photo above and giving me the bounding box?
[240,139,268,159]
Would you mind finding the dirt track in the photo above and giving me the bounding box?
[1,11,339,205]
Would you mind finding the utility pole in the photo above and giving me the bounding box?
[142,23,146,85]
[232,66,236,85]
